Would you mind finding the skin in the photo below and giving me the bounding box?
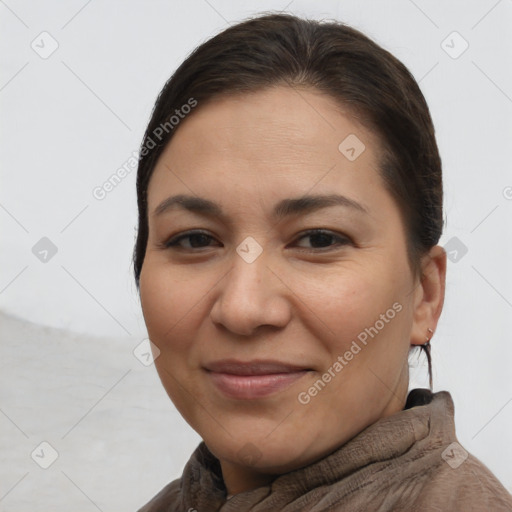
[139,85,447,496]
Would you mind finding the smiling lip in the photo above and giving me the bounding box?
[204,359,311,400]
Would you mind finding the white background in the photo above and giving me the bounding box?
[1,0,511,510]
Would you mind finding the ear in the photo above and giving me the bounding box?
[410,245,447,346]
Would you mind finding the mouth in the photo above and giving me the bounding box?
[203,359,312,400]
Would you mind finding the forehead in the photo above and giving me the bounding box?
[162,86,378,158]
[147,86,386,212]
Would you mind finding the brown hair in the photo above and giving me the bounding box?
[133,12,443,384]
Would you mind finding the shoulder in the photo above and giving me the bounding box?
[412,449,512,511]
[136,478,182,512]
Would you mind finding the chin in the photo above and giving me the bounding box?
[202,424,322,475]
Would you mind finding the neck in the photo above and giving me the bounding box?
[220,460,275,495]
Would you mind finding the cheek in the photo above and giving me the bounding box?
[301,266,393,331]
[299,262,411,368]
[139,261,195,348]
[139,261,208,414]
[139,259,223,355]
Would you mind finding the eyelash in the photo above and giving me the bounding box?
[162,229,351,252]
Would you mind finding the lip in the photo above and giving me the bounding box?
[204,359,311,400]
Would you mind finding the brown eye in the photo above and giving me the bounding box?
[294,229,351,250]
[165,230,220,249]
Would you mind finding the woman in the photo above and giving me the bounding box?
[133,13,512,512]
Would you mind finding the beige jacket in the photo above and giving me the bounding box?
[138,389,512,511]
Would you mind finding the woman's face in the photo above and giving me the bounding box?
[139,86,442,487]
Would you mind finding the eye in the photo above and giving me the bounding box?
[161,229,350,252]
[292,229,351,250]
[163,230,221,249]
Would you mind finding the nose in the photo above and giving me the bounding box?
[209,247,292,337]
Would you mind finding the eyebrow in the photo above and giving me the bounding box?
[153,193,369,219]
